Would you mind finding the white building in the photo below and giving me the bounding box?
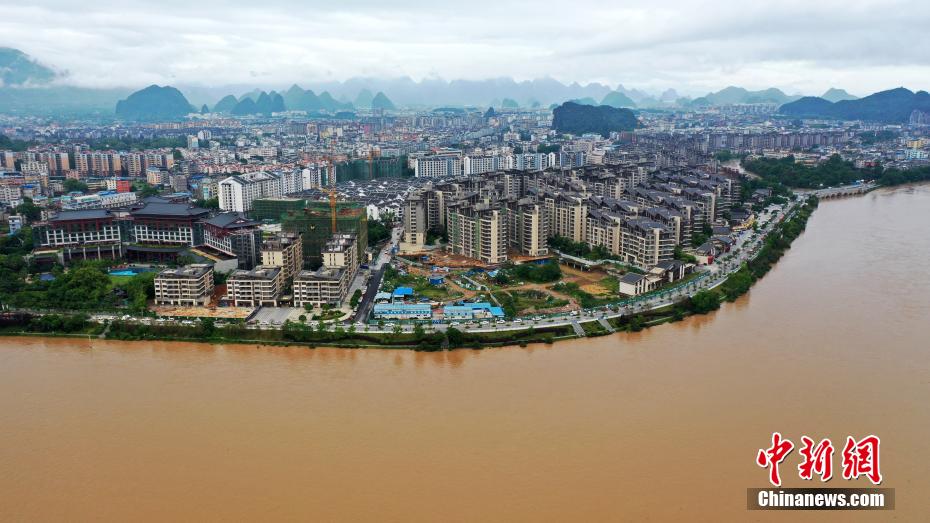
[61,191,138,210]
[278,169,303,195]
[8,215,24,235]
[302,167,324,190]
[218,172,283,212]
[0,185,23,208]
[507,153,552,172]
[146,167,168,186]
[463,155,503,175]
[414,156,463,178]
[226,265,284,307]
[218,171,304,212]
[293,234,359,307]
[154,264,215,306]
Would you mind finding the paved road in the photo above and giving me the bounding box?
[353,266,384,323]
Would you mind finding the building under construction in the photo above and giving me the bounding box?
[334,157,405,181]
[281,201,367,269]
[251,197,307,222]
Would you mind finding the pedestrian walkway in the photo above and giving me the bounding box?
[597,317,615,333]
[570,320,586,337]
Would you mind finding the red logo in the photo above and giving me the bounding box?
[798,436,834,482]
[842,435,882,485]
[757,433,882,486]
[756,432,794,487]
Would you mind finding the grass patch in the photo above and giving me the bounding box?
[580,320,608,336]
[311,308,344,321]
[551,281,613,308]
[598,276,619,294]
[508,289,569,313]
[383,266,462,302]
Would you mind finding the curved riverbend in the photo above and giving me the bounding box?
[1,184,929,521]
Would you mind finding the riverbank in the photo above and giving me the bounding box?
[1,197,820,351]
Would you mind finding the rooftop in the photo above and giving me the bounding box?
[229,265,282,281]
[206,212,259,229]
[157,264,213,279]
[49,209,113,222]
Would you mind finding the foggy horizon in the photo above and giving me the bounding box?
[2,0,928,97]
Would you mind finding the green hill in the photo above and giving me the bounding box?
[354,89,374,108]
[691,86,799,106]
[0,47,56,86]
[212,94,238,113]
[371,91,395,110]
[780,87,930,122]
[552,102,637,137]
[821,88,857,102]
[115,85,193,121]
[601,91,636,108]
[569,97,599,106]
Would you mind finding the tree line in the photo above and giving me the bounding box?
[744,154,930,189]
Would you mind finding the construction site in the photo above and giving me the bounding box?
[281,201,367,268]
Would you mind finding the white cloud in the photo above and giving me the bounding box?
[1,0,928,96]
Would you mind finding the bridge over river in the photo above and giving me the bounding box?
[811,182,877,198]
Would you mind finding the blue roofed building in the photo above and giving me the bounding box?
[373,303,432,321]
[442,302,505,320]
[392,287,414,300]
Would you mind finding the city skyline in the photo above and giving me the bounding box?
[2,0,929,96]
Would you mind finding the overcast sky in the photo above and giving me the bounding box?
[2,0,928,96]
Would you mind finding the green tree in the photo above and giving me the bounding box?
[133,181,160,197]
[14,198,41,221]
[63,179,89,193]
[366,218,391,247]
[200,317,216,337]
[445,327,465,348]
[349,289,362,308]
[689,290,721,314]
[195,197,219,209]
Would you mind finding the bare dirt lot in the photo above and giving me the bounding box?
[153,306,254,319]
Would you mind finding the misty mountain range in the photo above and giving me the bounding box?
[7,46,930,124]
[779,87,930,123]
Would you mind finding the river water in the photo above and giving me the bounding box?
[2,185,929,522]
